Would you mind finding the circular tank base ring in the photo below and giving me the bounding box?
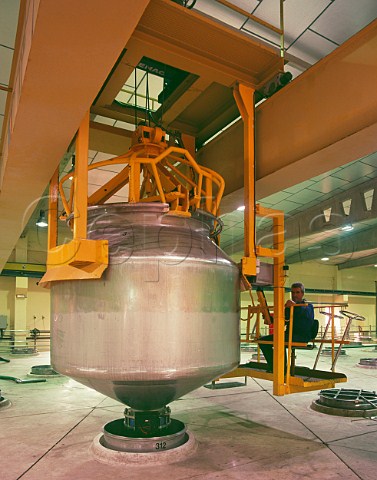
[310,400,377,417]
[91,430,197,466]
[102,417,186,452]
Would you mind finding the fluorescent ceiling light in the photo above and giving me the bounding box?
[341,224,353,231]
[321,257,330,261]
[202,115,241,147]
[236,205,245,211]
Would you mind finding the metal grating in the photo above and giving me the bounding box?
[318,388,377,410]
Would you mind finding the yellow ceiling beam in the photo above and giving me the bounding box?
[134,0,283,89]
[199,19,377,211]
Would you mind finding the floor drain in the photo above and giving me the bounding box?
[320,348,347,356]
[29,365,60,376]
[11,348,38,356]
[251,353,266,361]
[311,388,377,417]
[357,358,377,369]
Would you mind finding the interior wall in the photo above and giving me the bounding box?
[0,276,50,331]
[26,280,50,330]
[0,277,15,328]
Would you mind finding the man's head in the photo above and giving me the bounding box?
[291,282,305,303]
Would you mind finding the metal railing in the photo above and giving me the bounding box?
[0,329,50,354]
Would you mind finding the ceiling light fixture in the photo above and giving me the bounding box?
[16,293,27,299]
[36,210,48,228]
[236,205,245,211]
[341,224,353,231]
[321,257,330,262]
[68,154,75,180]
[374,264,377,268]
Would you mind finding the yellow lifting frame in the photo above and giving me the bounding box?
[40,111,109,286]
[57,126,224,221]
[41,119,225,285]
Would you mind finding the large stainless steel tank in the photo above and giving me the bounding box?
[51,203,240,411]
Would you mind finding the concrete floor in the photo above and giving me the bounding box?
[1,347,376,480]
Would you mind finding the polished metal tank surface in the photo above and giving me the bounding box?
[51,203,240,410]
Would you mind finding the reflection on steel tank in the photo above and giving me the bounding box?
[51,203,240,410]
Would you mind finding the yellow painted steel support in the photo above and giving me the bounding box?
[88,166,130,205]
[233,83,257,278]
[40,112,108,286]
[284,305,295,391]
[73,111,90,240]
[271,208,286,395]
[41,124,225,285]
[58,126,224,220]
[129,155,141,203]
[205,176,213,213]
[248,204,286,394]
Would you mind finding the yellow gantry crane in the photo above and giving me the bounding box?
[38,0,348,395]
[41,85,350,396]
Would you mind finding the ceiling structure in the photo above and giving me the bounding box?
[1,0,377,274]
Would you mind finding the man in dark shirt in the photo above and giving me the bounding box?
[259,282,314,373]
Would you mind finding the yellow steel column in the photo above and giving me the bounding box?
[233,83,257,278]
[128,159,141,203]
[48,166,59,251]
[205,176,213,213]
[272,210,286,395]
[73,111,90,240]
[40,108,108,285]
